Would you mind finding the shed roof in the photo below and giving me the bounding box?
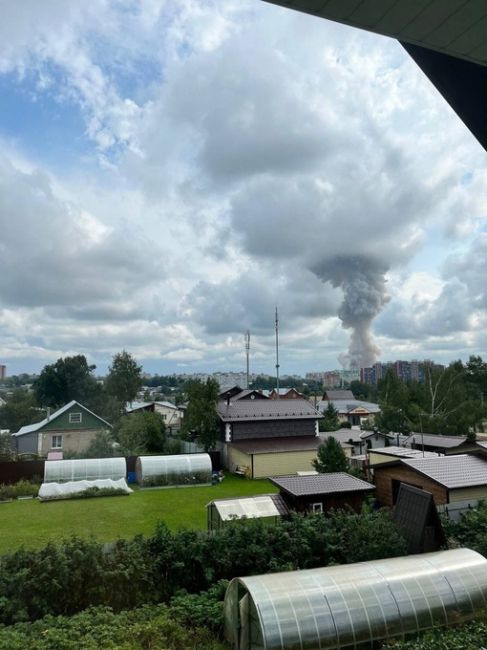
[323,390,354,400]
[400,454,487,489]
[14,400,111,436]
[217,398,320,422]
[229,436,321,455]
[404,433,467,449]
[371,446,441,460]
[270,472,375,497]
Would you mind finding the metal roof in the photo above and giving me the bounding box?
[317,399,381,415]
[323,390,355,400]
[371,446,441,459]
[207,494,288,521]
[14,400,112,436]
[270,472,375,496]
[401,454,487,489]
[230,435,322,455]
[404,433,467,449]
[319,429,363,444]
[263,1,487,67]
[218,398,321,422]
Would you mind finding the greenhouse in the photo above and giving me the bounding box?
[136,453,212,487]
[224,548,487,650]
[38,478,132,501]
[44,457,126,483]
[207,494,289,530]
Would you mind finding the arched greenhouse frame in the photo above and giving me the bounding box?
[224,548,487,650]
[44,457,127,483]
[136,453,212,487]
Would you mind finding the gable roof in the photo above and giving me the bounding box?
[217,398,321,422]
[14,400,112,436]
[270,472,375,497]
[400,455,487,489]
[317,399,381,415]
[394,484,445,554]
[323,390,354,401]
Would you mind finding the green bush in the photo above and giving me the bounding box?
[442,501,487,557]
[381,619,487,649]
[0,480,39,501]
[0,509,406,625]
[0,604,225,650]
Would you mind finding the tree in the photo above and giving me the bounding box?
[0,431,12,459]
[118,411,166,455]
[313,436,349,473]
[182,378,219,451]
[77,430,117,459]
[0,389,43,432]
[319,403,340,432]
[105,351,142,405]
[34,355,99,409]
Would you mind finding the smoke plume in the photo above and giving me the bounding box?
[313,255,389,369]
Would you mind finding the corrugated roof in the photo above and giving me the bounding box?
[401,455,487,489]
[323,390,354,400]
[218,398,321,422]
[14,400,112,436]
[229,436,321,455]
[371,446,441,460]
[317,399,381,415]
[404,433,467,449]
[270,472,375,497]
[319,429,364,445]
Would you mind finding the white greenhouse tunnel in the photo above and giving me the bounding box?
[136,453,212,487]
[44,457,127,483]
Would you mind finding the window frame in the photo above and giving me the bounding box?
[69,412,82,424]
[51,435,63,449]
[311,502,323,514]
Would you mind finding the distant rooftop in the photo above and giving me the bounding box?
[217,398,320,422]
[370,446,441,460]
[404,433,468,449]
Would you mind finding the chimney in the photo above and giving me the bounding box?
[46,407,51,422]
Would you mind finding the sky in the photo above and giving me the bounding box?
[0,0,486,377]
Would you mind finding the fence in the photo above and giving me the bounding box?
[0,460,45,485]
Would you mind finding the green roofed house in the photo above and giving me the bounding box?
[12,400,112,457]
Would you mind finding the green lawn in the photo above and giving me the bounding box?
[0,475,277,555]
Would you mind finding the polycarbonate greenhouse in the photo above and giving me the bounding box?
[135,453,212,487]
[44,457,126,483]
[224,548,487,650]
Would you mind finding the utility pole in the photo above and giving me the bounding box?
[275,306,280,399]
[245,330,250,389]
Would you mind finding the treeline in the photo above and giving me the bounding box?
[0,510,406,626]
[374,356,487,435]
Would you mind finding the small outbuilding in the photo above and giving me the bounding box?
[44,457,126,483]
[393,484,446,554]
[224,548,487,650]
[135,453,212,487]
[270,472,375,514]
[207,494,289,530]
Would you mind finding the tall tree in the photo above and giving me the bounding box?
[182,378,219,451]
[117,411,166,455]
[105,351,142,405]
[313,436,349,473]
[319,403,341,432]
[34,355,99,409]
[0,389,43,432]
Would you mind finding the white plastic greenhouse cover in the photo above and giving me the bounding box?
[39,478,132,501]
[136,453,212,487]
[44,457,127,483]
[224,548,487,650]
[211,496,282,521]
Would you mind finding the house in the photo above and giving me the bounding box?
[318,390,380,427]
[266,388,305,400]
[269,472,375,514]
[373,454,487,518]
[126,400,184,430]
[227,436,325,479]
[217,393,322,477]
[12,400,111,457]
[319,428,394,456]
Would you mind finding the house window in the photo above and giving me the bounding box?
[69,412,82,424]
[311,503,323,514]
[161,414,166,420]
[51,435,63,449]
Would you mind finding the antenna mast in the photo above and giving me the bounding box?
[245,330,250,389]
[275,306,280,399]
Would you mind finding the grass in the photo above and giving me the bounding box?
[0,475,277,555]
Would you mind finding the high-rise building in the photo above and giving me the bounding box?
[0,365,6,380]
[361,360,445,386]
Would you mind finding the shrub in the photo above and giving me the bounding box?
[0,480,39,501]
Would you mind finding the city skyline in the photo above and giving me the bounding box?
[0,1,486,376]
